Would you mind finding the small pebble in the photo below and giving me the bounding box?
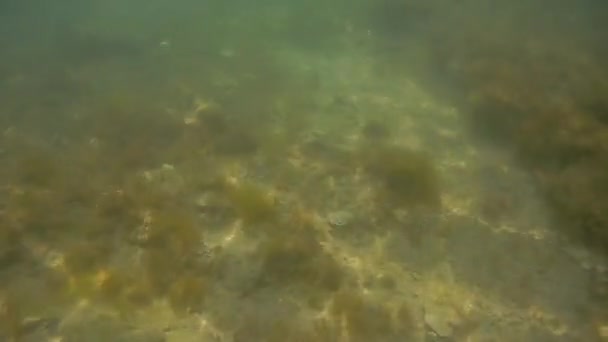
[327,211,353,227]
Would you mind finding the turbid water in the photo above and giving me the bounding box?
[1,1,607,341]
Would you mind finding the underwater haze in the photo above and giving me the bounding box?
[1,0,608,341]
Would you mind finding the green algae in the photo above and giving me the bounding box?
[226,182,277,225]
[363,144,441,209]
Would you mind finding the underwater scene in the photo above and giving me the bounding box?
[1,0,608,341]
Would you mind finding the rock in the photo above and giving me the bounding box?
[425,311,453,337]
[424,304,459,338]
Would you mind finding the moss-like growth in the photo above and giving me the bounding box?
[213,128,259,156]
[148,210,201,255]
[256,228,342,291]
[0,295,23,341]
[57,174,99,207]
[167,275,208,314]
[90,94,183,152]
[331,289,413,341]
[16,149,59,188]
[64,243,109,276]
[257,130,294,163]
[331,290,388,340]
[363,145,441,208]
[0,224,22,267]
[141,210,203,293]
[226,182,276,224]
[234,317,322,342]
[123,279,155,307]
[91,269,156,314]
[94,269,128,305]
[12,190,64,235]
[143,248,177,295]
[123,175,177,210]
[95,190,139,228]
[468,96,527,144]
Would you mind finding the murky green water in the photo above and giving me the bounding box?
[1,1,607,341]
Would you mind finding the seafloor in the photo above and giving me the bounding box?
[1,1,607,341]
